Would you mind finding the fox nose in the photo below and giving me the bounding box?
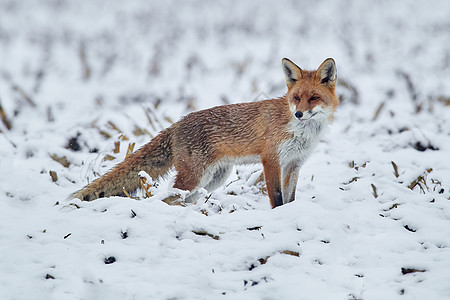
[295,111,303,119]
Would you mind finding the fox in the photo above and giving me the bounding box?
[71,58,338,208]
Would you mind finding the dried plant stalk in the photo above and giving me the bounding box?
[118,133,129,141]
[98,129,112,139]
[281,250,300,257]
[79,42,91,80]
[397,70,417,102]
[344,177,360,185]
[144,107,157,132]
[103,154,116,161]
[46,106,54,122]
[408,168,433,193]
[391,161,399,178]
[49,170,58,182]
[397,70,422,113]
[373,102,385,121]
[192,230,220,240]
[126,142,135,158]
[371,184,378,198]
[12,84,36,107]
[49,154,71,168]
[113,141,120,154]
[139,176,153,198]
[107,121,122,134]
[436,95,450,106]
[162,195,185,206]
[132,126,150,137]
[122,188,131,198]
[164,116,174,124]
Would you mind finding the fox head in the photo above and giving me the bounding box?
[282,58,339,122]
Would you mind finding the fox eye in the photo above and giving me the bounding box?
[294,96,300,101]
[309,96,319,101]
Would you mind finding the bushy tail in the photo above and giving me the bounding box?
[70,128,174,201]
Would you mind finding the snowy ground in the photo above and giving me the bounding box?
[1,0,449,299]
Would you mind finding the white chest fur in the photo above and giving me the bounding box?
[278,116,329,167]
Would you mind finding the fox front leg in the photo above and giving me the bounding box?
[261,154,283,208]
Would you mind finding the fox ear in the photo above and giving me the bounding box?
[282,58,303,89]
[316,58,337,87]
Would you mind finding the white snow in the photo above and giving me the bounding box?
[0,0,449,299]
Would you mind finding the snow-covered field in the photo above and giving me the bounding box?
[1,0,449,299]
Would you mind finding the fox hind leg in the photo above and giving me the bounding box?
[204,166,232,192]
[176,164,232,204]
[186,165,232,203]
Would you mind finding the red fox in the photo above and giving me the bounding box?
[71,58,338,208]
